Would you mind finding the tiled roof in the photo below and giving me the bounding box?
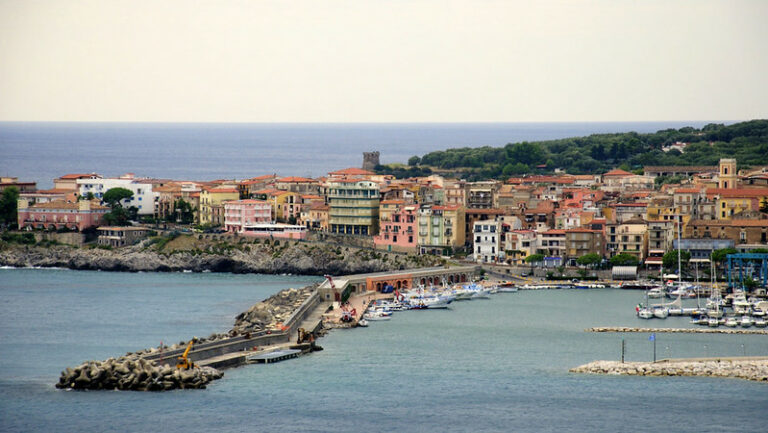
[59,173,98,179]
[329,167,375,176]
[603,169,634,177]
[277,176,316,183]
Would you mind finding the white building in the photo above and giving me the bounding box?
[473,220,502,263]
[76,174,158,215]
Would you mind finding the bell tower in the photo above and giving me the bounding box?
[718,158,737,189]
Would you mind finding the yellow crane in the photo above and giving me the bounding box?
[176,339,196,370]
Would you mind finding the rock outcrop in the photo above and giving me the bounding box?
[570,359,768,383]
[0,238,442,274]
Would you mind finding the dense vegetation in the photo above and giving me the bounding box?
[376,120,768,180]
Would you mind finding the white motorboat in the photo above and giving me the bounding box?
[363,312,391,321]
[497,286,518,293]
[753,317,766,328]
[647,287,664,298]
[357,319,369,327]
[724,316,738,327]
[740,315,753,328]
[708,316,720,327]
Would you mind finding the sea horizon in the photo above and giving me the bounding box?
[0,120,734,189]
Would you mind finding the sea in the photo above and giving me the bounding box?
[0,121,721,188]
[1,268,767,433]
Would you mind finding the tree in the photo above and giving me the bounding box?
[711,247,738,265]
[408,156,421,166]
[102,187,135,226]
[663,249,691,271]
[102,188,134,208]
[525,253,545,264]
[0,186,20,229]
[576,253,601,268]
[609,253,639,267]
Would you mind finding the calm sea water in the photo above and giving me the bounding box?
[0,121,718,188]
[1,268,767,432]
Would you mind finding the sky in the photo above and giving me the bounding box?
[0,0,766,123]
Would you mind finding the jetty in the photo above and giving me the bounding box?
[55,265,479,391]
[571,357,768,383]
[588,326,768,335]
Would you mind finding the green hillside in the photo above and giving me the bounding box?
[376,120,768,180]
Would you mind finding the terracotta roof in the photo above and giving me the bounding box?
[29,200,108,210]
[674,188,703,194]
[565,228,601,233]
[381,200,406,205]
[204,187,239,194]
[254,188,281,195]
[466,208,505,215]
[301,194,323,200]
[690,219,768,227]
[225,199,268,205]
[277,176,316,183]
[542,230,566,235]
[329,167,375,176]
[59,173,98,179]
[603,169,634,177]
[706,188,768,198]
[644,166,717,173]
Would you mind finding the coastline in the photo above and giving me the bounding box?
[0,238,443,275]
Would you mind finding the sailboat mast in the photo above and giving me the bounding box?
[677,214,682,285]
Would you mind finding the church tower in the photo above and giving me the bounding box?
[718,158,737,189]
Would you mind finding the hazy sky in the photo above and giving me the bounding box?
[1,0,766,122]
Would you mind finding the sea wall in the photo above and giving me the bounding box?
[570,359,768,383]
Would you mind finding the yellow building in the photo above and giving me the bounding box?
[328,180,380,235]
[417,205,466,255]
[199,186,240,226]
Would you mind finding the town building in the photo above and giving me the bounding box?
[199,186,240,226]
[97,226,150,247]
[417,205,465,256]
[327,180,380,235]
[606,217,648,261]
[473,219,501,263]
[17,199,109,231]
[223,199,273,234]
[564,228,605,263]
[76,174,158,215]
[685,219,768,245]
[374,203,419,253]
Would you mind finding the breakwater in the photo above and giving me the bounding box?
[588,327,768,335]
[571,358,768,383]
[55,284,322,391]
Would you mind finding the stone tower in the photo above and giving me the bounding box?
[718,158,737,189]
[362,151,380,171]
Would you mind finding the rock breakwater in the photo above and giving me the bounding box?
[570,359,768,383]
[56,355,223,391]
[588,327,768,335]
[55,285,317,391]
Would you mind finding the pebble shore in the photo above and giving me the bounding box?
[570,359,768,383]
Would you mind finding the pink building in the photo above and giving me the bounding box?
[17,199,109,231]
[374,203,419,253]
[224,199,272,233]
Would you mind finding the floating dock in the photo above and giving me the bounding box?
[246,349,302,364]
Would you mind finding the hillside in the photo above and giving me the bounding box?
[376,120,768,180]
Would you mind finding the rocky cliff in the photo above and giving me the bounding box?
[0,235,444,274]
